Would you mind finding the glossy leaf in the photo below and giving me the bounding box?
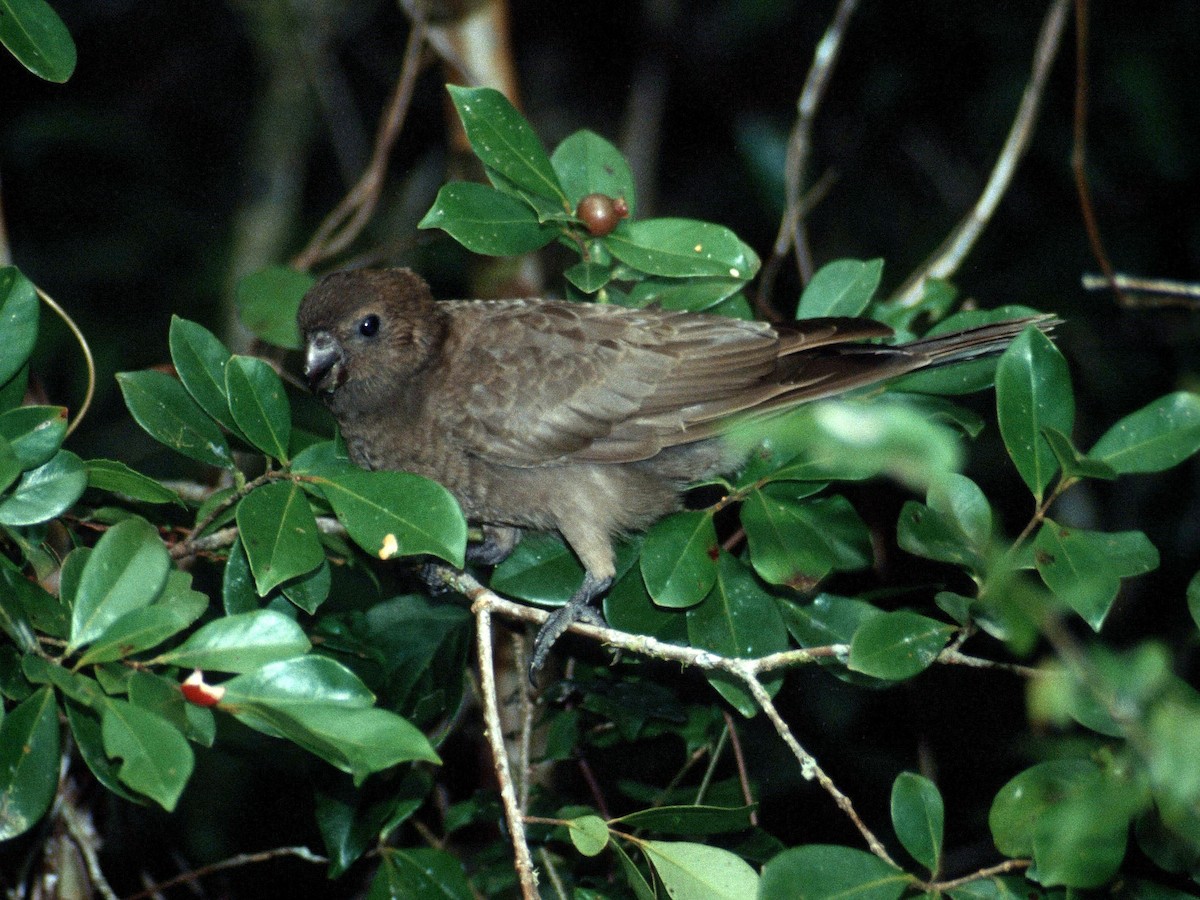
[235,266,313,350]
[492,532,583,606]
[116,370,233,468]
[759,844,908,900]
[563,260,613,293]
[64,700,140,803]
[70,516,171,650]
[155,609,310,673]
[551,129,637,212]
[566,814,609,856]
[995,326,1074,502]
[0,268,39,386]
[316,773,429,877]
[848,610,954,680]
[85,458,182,504]
[613,840,657,900]
[742,488,871,587]
[640,511,718,608]
[0,448,86,526]
[280,558,331,614]
[0,434,21,495]
[0,0,76,81]
[1032,519,1158,630]
[606,218,760,280]
[226,355,290,460]
[1042,426,1116,482]
[604,561,689,645]
[640,840,759,900]
[686,552,787,716]
[168,316,242,436]
[367,848,474,900]
[796,258,883,318]
[236,480,324,594]
[897,473,993,577]
[1089,392,1200,475]
[76,593,207,666]
[0,687,60,839]
[447,85,566,202]
[307,463,466,567]
[780,593,881,650]
[628,277,745,312]
[0,405,66,469]
[891,772,944,874]
[418,181,557,255]
[101,698,194,811]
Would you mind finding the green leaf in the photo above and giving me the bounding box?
[1042,426,1116,482]
[155,610,310,673]
[1089,392,1200,475]
[236,481,324,594]
[226,355,290,460]
[0,687,60,839]
[742,488,871,587]
[759,844,908,900]
[1032,519,1158,630]
[628,277,745,312]
[614,804,756,836]
[306,463,466,567]
[168,316,242,436]
[551,129,637,212]
[605,218,760,280]
[640,840,759,899]
[368,848,474,900]
[446,85,566,202]
[0,448,86,526]
[563,261,614,294]
[0,268,39,386]
[0,434,21,494]
[1188,571,1200,632]
[0,405,66,469]
[995,326,1074,502]
[85,459,182,504]
[613,840,657,900]
[990,760,1139,888]
[640,511,719,609]
[604,560,689,645]
[316,772,430,877]
[891,772,944,874]
[76,594,208,666]
[116,370,233,469]
[101,698,194,811]
[418,181,558,255]
[235,266,313,350]
[848,610,954,680]
[566,814,609,856]
[64,700,140,802]
[491,532,583,606]
[221,654,373,707]
[70,516,171,651]
[796,258,883,318]
[686,552,787,716]
[896,473,993,577]
[280,558,331,615]
[0,0,76,81]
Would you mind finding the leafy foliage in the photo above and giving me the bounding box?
[3,77,1200,900]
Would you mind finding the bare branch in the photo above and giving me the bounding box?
[121,846,326,900]
[292,21,429,271]
[1082,272,1200,308]
[892,0,1071,308]
[757,0,860,315]
[475,606,540,899]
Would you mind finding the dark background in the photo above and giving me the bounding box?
[2,1,1198,894]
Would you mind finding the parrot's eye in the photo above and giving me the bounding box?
[358,314,380,338]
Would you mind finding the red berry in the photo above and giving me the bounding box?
[576,193,628,237]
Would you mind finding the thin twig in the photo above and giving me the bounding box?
[396,0,480,86]
[510,631,535,814]
[937,649,1040,678]
[1081,272,1200,308]
[733,660,898,866]
[576,752,612,821]
[1070,0,1127,306]
[33,286,96,438]
[721,709,758,825]
[291,21,428,271]
[121,846,326,900]
[694,724,728,806]
[475,606,540,899]
[537,847,569,900]
[922,857,1031,892]
[54,773,119,900]
[892,0,1071,308]
[757,0,859,315]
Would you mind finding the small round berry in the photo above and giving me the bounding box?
[576,193,628,237]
